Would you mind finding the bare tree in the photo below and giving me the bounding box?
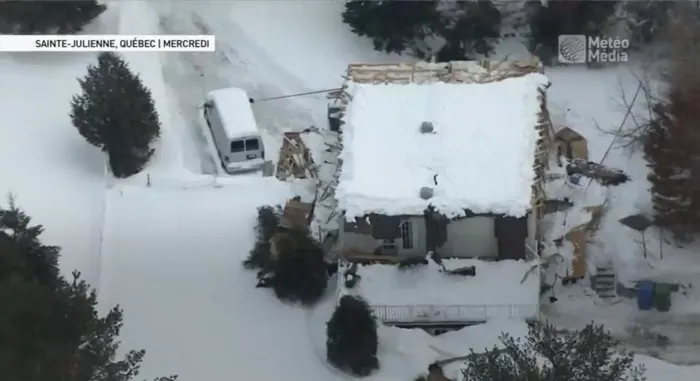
[599,9,700,153]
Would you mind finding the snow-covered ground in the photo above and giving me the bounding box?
[0,5,121,284]
[4,0,700,378]
[97,182,531,380]
[539,65,700,363]
[338,259,539,323]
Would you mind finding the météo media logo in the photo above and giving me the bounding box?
[558,35,629,64]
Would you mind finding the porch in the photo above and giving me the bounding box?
[370,303,540,325]
[336,257,540,325]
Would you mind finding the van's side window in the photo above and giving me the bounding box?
[245,139,259,151]
[231,140,245,152]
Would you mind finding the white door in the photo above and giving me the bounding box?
[442,216,498,258]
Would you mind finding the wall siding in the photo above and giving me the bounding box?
[339,216,426,257]
[340,214,530,259]
[442,216,498,258]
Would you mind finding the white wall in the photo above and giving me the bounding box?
[442,216,498,258]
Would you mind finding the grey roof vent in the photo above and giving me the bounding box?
[420,186,434,200]
[420,121,434,134]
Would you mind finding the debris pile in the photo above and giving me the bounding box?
[275,131,316,181]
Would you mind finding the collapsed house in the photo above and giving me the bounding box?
[327,60,554,326]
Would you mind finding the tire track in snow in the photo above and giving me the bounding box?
[151,1,320,175]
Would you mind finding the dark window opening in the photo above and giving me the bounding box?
[231,140,245,153]
[245,138,260,151]
[400,221,413,249]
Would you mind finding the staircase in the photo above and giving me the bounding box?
[593,264,618,299]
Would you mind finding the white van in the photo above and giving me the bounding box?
[203,87,265,173]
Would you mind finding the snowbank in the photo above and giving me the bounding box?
[337,75,549,219]
[116,1,186,178]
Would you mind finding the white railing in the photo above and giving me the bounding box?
[370,303,539,324]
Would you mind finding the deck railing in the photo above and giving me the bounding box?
[370,303,538,325]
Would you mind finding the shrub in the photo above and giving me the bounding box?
[462,322,645,381]
[526,1,617,64]
[342,0,501,60]
[243,205,281,272]
[341,0,442,56]
[271,231,327,305]
[71,52,161,178]
[435,0,501,61]
[326,295,379,377]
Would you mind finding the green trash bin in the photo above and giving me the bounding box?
[653,283,672,312]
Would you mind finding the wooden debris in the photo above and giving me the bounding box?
[397,256,429,269]
[544,198,574,214]
[566,158,629,186]
[554,126,588,165]
[278,198,314,232]
[275,132,316,181]
[445,265,476,277]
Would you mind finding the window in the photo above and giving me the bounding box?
[400,221,413,249]
[230,140,245,152]
[245,138,260,151]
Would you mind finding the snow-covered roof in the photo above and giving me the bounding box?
[206,87,259,140]
[338,259,540,323]
[336,71,550,219]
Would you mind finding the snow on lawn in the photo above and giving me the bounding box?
[97,180,532,380]
[0,53,108,282]
[0,0,123,285]
[543,65,700,282]
[544,66,655,280]
[339,259,539,322]
[337,75,549,219]
[535,63,700,363]
[228,0,405,91]
[98,181,294,379]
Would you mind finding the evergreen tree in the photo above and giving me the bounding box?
[342,0,502,60]
[0,198,176,381]
[71,52,161,178]
[326,295,379,377]
[462,322,645,381]
[0,0,106,34]
[342,0,442,56]
[243,205,281,272]
[436,0,502,61]
[271,231,327,305]
[527,1,618,64]
[644,84,700,237]
[622,1,676,45]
